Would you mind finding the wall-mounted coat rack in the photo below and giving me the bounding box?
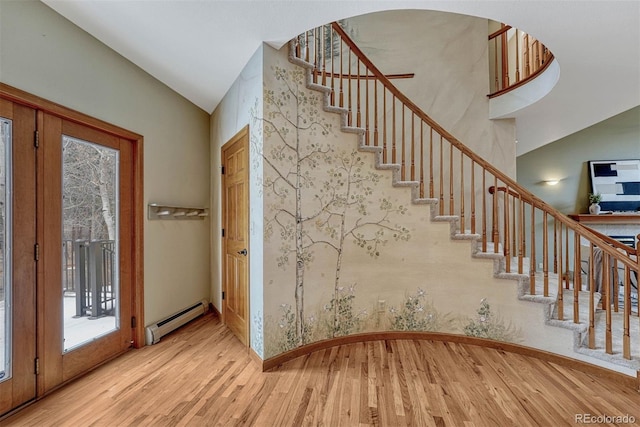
[148,203,209,220]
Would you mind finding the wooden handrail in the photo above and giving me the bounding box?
[333,23,635,270]
[331,24,524,204]
[489,187,638,268]
[587,227,639,257]
[292,22,639,361]
[488,25,512,40]
[488,53,555,99]
[488,185,520,199]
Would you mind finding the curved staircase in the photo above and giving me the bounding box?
[287,22,640,374]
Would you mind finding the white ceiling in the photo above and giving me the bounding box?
[42,1,640,155]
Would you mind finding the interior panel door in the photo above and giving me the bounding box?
[222,127,249,346]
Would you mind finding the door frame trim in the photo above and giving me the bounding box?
[0,83,146,348]
[221,125,250,346]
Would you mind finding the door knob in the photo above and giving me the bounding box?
[237,249,248,256]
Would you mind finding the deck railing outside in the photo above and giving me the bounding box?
[292,22,639,360]
[63,239,116,318]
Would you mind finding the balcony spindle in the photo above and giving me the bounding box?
[365,66,370,146]
[623,267,631,359]
[339,38,344,108]
[356,59,361,128]
[529,204,536,295]
[589,243,595,348]
[556,223,564,294]
[565,230,570,289]
[482,169,487,253]
[504,185,511,272]
[501,29,509,88]
[330,29,335,105]
[553,220,558,274]
[440,136,445,216]
[557,223,564,320]
[543,212,549,296]
[612,259,619,312]
[382,88,387,163]
[492,176,498,253]
[401,107,406,179]
[321,26,326,86]
[429,128,434,199]
[373,79,378,147]
[518,196,524,274]
[470,161,476,235]
[603,254,612,354]
[511,197,517,257]
[348,49,352,125]
[449,144,454,215]
[460,154,465,233]
[419,122,425,198]
[392,96,397,164]
[410,113,416,182]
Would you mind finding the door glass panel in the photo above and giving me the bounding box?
[0,118,12,381]
[62,135,119,352]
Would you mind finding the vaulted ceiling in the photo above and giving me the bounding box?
[42,1,640,155]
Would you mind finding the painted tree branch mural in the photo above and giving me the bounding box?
[463,298,522,342]
[311,150,410,337]
[260,66,334,346]
[258,64,411,348]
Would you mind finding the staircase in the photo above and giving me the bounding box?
[288,22,640,372]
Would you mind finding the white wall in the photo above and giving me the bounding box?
[0,0,211,325]
[209,45,264,357]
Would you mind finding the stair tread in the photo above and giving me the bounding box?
[580,309,640,369]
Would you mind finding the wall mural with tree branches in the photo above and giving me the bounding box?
[253,45,523,360]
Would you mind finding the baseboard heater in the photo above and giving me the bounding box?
[145,299,209,345]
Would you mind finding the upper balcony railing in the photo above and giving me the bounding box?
[488,24,555,97]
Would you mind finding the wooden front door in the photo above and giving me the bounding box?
[0,99,37,414]
[38,113,134,394]
[221,127,249,346]
[0,84,143,416]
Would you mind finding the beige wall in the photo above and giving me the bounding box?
[347,10,516,176]
[0,0,211,325]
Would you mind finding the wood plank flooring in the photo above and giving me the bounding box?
[3,313,639,426]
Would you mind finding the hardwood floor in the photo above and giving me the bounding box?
[3,313,639,426]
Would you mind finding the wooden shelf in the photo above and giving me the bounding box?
[569,213,640,224]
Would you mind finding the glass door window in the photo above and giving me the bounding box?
[0,117,12,381]
[62,136,119,352]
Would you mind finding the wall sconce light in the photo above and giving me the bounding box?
[544,179,560,186]
[148,203,208,220]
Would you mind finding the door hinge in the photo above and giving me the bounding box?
[34,357,39,375]
[221,166,225,175]
[131,316,137,328]
[222,291,225,300]
[34,130,39,148]
[222,228,225,237]
[34,243,39,261]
